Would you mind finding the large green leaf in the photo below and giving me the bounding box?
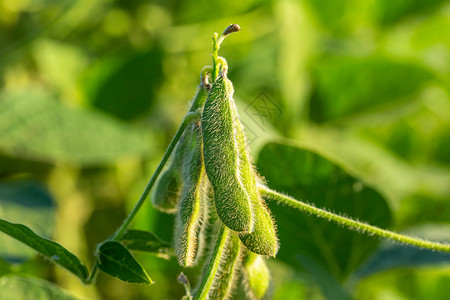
[0,219,88,282]
[119,229,172,259]
[0,275,84,300]
[257,142,392,281]
[97,241,153,284]
[0,89,152,165]
[0,181,55,263]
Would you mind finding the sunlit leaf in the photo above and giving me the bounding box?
[97,241,153,284]
[0,219,88,282]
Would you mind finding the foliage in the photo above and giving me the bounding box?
[1,1,449,299]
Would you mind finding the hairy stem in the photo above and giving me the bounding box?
[87,111,201,284]
[212,33,220,81]
[194,226,229,300]
[259,185,450,253]
[211,24,241,81]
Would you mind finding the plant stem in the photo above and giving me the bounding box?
[212,33,220,81]
[194,225,229,300]
[211,24,241,81]
[86,262,98,284]
[111,111,201,241]
[259,185,450,253]
[87,111,201,284]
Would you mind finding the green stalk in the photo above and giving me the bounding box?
[259,185,450,253]
[86,111,201,284]
[194,226,229,300]
[211,24,241,81]
[111,111,201,241]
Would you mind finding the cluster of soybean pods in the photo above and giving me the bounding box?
[152,24,278,300]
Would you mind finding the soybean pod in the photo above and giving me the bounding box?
[152,83,209,213]
[234,116,279,257]
[175,122,207,267]
[243,251,272,300]
[201,72,253,233]
[208,232,242,300]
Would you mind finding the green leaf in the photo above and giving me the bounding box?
[353,224,450,279]
[309,56,432,123]
[0,219,88,282]
[0,275,84,300]
[0,89,152,165]
[97,241,153,284]
[0,181,55,263]
[119,229,172,259]
[257,142,392,281]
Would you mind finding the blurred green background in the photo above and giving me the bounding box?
[0,0,449,299]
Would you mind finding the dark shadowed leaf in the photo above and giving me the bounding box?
[120,229,173,259]
[98,241,153,284]
[352,224,450,279]
[0,275,84,300]
[0,219,88,282]
[257,142,392,282]
[297,255,351,300]
[0,89,152,165]
[353,244,450,280]
[82,49,163,120]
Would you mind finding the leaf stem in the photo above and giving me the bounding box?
[87,111,201,284]
[194,226,229,300]
[259,185,450,253]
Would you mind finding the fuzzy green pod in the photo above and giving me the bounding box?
[201,72,254,232]
[151,151,183,213]
[234,120,279,257]
[243,251,271,300]
[190,82,210,111]
[152,85,208,213]
[238,201,278,257]
[205,231,242,300]
[175,123,207,267]
[208,232,242,299]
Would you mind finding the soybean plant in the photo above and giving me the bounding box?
[0,24,449,300]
